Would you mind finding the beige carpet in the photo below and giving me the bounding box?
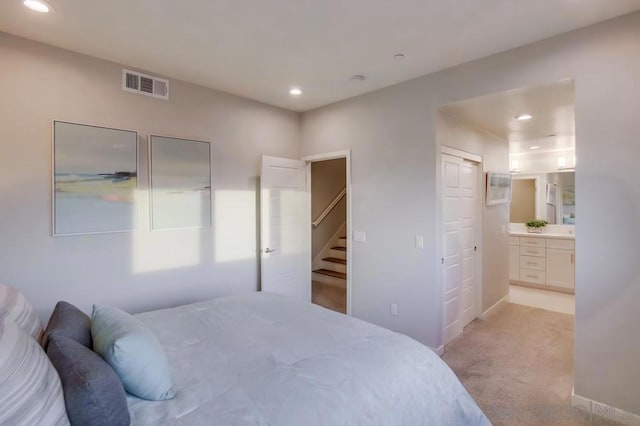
[442,303,619,426]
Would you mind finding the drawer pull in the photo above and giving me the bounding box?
[527,262,536,265]
[526,275,537,279]
[571,253,574,264]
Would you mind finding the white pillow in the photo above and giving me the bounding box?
[0,284,43,342]
[0,318,70,425]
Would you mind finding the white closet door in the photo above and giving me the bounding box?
[442,154,480,346]
[460,161,479,327]
[442,154,463,345]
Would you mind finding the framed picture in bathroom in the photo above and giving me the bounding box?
[486,172,512,206]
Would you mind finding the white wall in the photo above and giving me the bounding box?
[301,12,640,415]
[437,112,510,311]
[0,33,300,321]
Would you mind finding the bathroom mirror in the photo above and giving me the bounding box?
[510,171,575,224]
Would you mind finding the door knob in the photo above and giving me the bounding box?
[264,248,276,253]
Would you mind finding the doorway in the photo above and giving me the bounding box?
[259,151,352,314]
[303,151,352,315]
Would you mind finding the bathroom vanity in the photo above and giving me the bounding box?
[509,228,575,293]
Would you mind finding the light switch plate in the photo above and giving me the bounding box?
[415,235,424,249]
[354,231,366,243]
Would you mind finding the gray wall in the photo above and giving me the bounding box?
[436,112,510,311]
[0,33,299,321]
[301,12,640,415]
[311,159,346,260]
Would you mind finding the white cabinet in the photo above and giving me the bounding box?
[509,244,519,281]
[509,235,575,292]
[545,239,575,290]
[509,237,521,281]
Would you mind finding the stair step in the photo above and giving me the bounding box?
[322,257,347,265]
[313,269,346,280]
[331,246,346,252]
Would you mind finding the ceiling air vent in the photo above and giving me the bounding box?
[122,69,169,100]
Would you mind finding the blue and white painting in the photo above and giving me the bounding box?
[53,121,138,235]
[149,136,211,230]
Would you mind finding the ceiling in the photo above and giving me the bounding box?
[1,1,639,112]
[440,80,575,154]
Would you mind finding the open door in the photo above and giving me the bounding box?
[260,156,309,301]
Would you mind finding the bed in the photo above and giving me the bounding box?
[1,284,489,425]
[126,292,489,425]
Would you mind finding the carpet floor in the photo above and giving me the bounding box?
[442,303,619,426]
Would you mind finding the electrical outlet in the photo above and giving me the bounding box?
[390,304,398,316]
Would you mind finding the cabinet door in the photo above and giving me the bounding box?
[509,245,520,281]
[546,248,575,289]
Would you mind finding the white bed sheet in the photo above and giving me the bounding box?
[128,292,489,425]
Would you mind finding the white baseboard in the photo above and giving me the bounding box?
[432,345,444,356]
[572,390,640,425]
[479,293,510,320]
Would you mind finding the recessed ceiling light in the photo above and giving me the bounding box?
[349,74,366,82]
[289,87,302,96]
[393,53,406,60]
[516,114,533,121]
[23,0,52,13]
[529,145,540,150]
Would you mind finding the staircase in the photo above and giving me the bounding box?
[312,233,347,288]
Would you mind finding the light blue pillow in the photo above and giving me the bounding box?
[91,305,175,401]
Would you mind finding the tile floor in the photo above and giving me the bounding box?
[509,284,574,315]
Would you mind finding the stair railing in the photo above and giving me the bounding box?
[312,187,346,228]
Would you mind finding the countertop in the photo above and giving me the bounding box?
[510,231,575,240]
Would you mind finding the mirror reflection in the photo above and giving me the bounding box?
[510,171,575,224]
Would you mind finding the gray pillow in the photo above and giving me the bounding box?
[47,334,130,426]
[43,301,92,350]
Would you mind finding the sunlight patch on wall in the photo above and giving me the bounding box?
[214,190,256,263]
[133,188,204,273]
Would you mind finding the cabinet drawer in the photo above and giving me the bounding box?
[519,246,545,257]
[509,236,520,246]
[520,255,545,271]
[546,238,575,250]
[520,237,546,248]
[520,268,546,284]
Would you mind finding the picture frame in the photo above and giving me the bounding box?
[148,135,212,230]
[485,172,512,206]
[52,121,138,236]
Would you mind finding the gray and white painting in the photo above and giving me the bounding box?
[149,136,211,230]
[53,121,138,235]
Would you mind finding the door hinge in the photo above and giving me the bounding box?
[441,257,444,265]
[474,246,477,252]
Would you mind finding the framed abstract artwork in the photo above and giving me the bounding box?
[485,172,512,206]
[148,135,212,230]
[53,121,138,236]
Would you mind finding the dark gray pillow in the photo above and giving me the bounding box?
[47,334,131,426]
[43,301,92,350]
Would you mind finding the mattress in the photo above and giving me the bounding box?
[127,292,489,425]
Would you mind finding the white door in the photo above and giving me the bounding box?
[460,161,479,327]
[442,154,480,345]
[442,154,463,344]
[260,156,309,301]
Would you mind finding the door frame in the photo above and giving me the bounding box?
[301,150,352,316]
[438,146,483,346]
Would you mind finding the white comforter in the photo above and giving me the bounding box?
[128,292,489,425]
